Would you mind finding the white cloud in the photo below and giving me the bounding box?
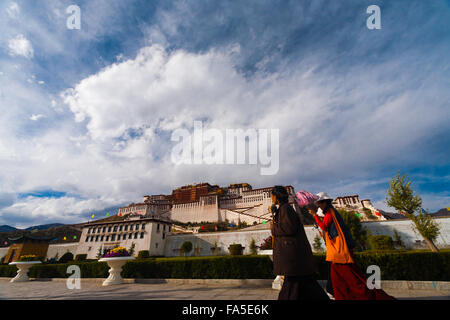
[30,114,45,121]
[6,2,20,18]
[1,39,448,227]
[0,196,119,228]
[8,34,34,59]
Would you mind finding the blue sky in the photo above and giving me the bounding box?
[0,0,449,228]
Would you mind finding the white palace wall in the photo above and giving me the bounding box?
[2,217,448,261]
[164,217,450,257]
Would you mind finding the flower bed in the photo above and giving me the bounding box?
[259,236,273,250]
[103,247,130,258]
[17,255,42,262]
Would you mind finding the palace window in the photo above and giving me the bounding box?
[155,243,158,249]
[141,224,146,230]
[134,233,138,239]
[108,226,112,232]
[88,228,91,234]
[85,237,89,242]
[130,225,133,231]
[111,234,116,241]
[157,224,160,233]
[102,227,106,233]
[136,224,139,230]
[113,226,118,232]
[129,233,132,239]
[117,234,121,241]
[119,226,123,232]
[105,236,109,241]
[162,233,165,240]
[97,227,101,233]
[124,225,128,231]
[101,235,104,241]
[163,225,166,231]
[95,236,99,242]
[140,232,144,239]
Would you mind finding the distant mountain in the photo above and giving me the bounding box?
[379,208,449,220]
[0,224,83,248]
[25,223,64,231]
[0,225,17,233]
[431,208,450,217]
[378,210,407,220]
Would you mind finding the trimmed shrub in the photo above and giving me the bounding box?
[58,252,74,263]
[0,250,448,281]
[122,256,274,279]
[74,254,87,262]
[137,250,150,259]
[249,239,258,255]
[313,250,450,281]
[369,235,395,251]
[228,244,244,256]
[180,241,193,256]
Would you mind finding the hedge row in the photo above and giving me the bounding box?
[314,250,450,281]
[1,250,449,281]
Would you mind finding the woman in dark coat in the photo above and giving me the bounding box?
[270,185,329,300]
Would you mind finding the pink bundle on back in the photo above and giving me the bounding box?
[295,190,318,207]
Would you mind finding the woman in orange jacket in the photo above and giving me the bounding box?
[308,192,395,300]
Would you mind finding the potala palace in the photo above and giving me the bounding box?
[117,182,386,224]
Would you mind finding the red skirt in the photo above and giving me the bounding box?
[331,263,395,300]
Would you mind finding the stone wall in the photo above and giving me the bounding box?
[164,217,450,256]
[2,217,448,261]
[0,247,9,260]
[46,243,79,260]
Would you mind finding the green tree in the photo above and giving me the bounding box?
[59,251,74,263]
[96,246,103,259]
[128,242,136,256]
[386,171,440,252]
[180,241,193,257]
[312,234,324,253]
[249,238,258,255]
[369,235,394,251]
[212,242,220,256]
[337,209,369,251]
[392,228,404,249]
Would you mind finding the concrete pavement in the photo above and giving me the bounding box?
[0,278,449,300]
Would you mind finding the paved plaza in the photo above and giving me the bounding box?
[0,279,449,300]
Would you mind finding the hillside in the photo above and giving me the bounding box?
[25,223,65,231]
[0,224,83,248]
[0,225,17,233]
[431,208,450,217]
